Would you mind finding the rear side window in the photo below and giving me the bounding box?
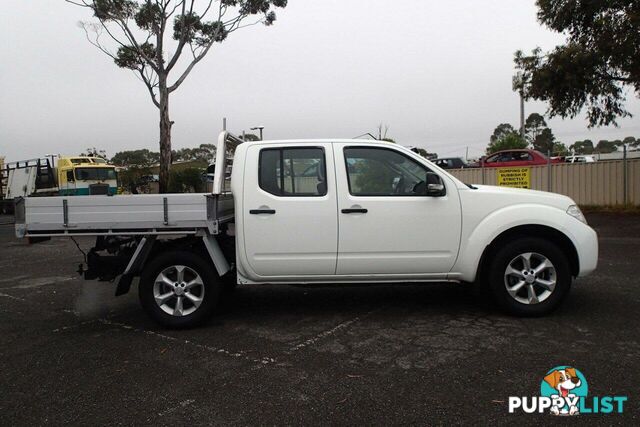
[259,147,327,196]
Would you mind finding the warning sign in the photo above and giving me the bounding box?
[497,167,530,188]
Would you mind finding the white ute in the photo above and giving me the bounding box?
[15,131,598,327]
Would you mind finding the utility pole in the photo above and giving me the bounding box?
[514,71,527,142]
[520,94,525,141]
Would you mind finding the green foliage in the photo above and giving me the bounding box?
[595,140,619,154]
[111,148,159,167]
[168,167,205,193]
[172,144,216,163]
[488,123,528,154]
[524,113,547,144]
[490,123,518,143]
[552,142,569,156]
[570,140,594,155]
[514,1,640,127]
[114,42,157,70]
[487,133,528,154]
[92,0,137,20]
[117,166,153,193]
[568,137,636,154]
[532,128,556,154]
[134,1,162,34]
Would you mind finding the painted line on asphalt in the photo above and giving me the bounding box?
[52,318,100,332]
[97,318,277,367]
[0,275,30,284]
[287,308,380,353]
[52,309,137,333]
[0,292,26,302]
[158,399,196,417]
[6,276,76,289]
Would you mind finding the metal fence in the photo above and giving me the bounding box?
[448,158,640,206]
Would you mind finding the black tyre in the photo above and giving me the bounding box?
[488,237,571,317]
[139,250,221,328]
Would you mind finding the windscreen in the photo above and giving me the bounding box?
[75,167,117,181]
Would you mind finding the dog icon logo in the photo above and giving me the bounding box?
[540,366,589,416]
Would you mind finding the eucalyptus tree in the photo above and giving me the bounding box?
[67,0,288,191]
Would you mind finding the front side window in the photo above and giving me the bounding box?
[344,147,436,196]
[259,147,327,196]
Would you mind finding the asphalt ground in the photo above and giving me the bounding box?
[0,212,638,425]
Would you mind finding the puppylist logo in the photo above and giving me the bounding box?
[508,366,628,415]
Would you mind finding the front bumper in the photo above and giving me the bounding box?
[575,223,598,277]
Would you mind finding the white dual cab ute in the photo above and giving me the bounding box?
[15,131,598,327]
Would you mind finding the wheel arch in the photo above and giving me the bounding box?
[476,224,580,284]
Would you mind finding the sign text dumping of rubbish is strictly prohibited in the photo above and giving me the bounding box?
[497,167,530,189]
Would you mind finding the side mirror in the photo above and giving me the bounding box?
[426,173,446,197]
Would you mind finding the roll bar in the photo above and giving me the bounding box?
[212,131,244,195]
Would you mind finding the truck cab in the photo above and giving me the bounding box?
[15,132,599,328]
[57,156,118,196]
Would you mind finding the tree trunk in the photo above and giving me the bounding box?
[158,77,172,193]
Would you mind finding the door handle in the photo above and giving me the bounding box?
[341,208,368,214]
[250,209,276,215]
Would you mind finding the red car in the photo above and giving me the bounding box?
[480,149,560,168]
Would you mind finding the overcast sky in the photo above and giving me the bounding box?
[1,0,639,162]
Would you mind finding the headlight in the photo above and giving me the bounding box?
[566,205,587,224]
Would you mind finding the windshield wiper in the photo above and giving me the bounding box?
[465,183,478,189]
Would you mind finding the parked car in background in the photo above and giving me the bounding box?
[479,149,560,168]
[433,157,468,169]
[564,155,597,163]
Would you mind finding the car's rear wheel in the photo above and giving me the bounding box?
[488,237,571,316]
[139,250,221,328]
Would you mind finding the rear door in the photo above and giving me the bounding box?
[333,143,462,277]
[242,143,338,277]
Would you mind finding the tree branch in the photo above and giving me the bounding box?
[165,0,190,72]
[79,22,118,60]
[138,68,161,108]
[168,40,214,92]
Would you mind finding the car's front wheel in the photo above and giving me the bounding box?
[139,250,221,328]
[488,237,571,316]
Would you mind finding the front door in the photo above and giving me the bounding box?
[333,144,462,277]
[242,143,338,277]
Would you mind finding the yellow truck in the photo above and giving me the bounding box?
[56,156,118,196]
[1,156,117,213]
